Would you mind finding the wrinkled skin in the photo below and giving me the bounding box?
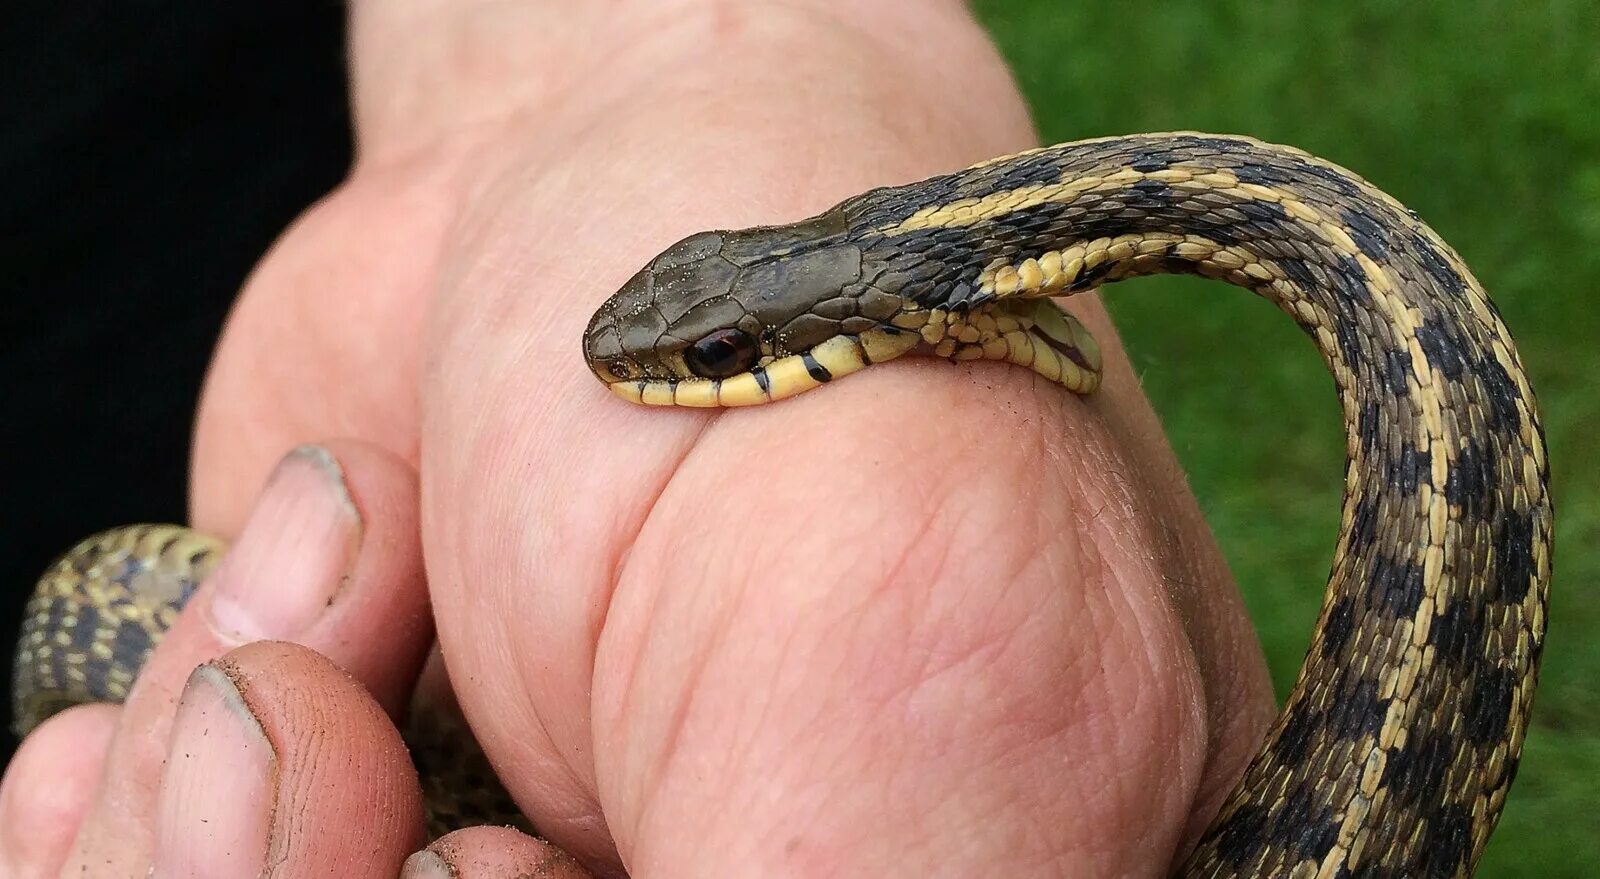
[0,1,1275,876]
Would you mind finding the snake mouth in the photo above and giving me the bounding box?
[605,328,920,407]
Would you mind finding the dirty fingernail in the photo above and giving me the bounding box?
[206,445,361,644]
[151,663,274,877]
[401,850,454,878]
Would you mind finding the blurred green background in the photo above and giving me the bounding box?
[969,1,1598,874]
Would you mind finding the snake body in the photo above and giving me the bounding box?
[583,133,1551,876]
[19,133,1550,877]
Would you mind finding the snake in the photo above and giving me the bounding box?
[15,133,1550,877]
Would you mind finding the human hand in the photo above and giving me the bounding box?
[0,443,431,876]
[0,442,590,877]
[179,1,1279,876]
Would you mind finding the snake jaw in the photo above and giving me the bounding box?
[604,327,919,407]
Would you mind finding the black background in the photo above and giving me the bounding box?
[1,4,353,764]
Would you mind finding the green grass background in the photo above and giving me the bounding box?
[970,2,1599,874]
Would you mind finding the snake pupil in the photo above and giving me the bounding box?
[685,328,759,378]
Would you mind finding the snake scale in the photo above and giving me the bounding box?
[16,133,1550,877]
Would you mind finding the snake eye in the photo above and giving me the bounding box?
[684,328,759,379]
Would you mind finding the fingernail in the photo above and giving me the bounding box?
[206,445,361,645]
[401,850,455,879]
[151,663,274,877]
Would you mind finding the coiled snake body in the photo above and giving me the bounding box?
[18,134,1551,877]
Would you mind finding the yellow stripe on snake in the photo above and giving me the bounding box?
[16,133,1551,877]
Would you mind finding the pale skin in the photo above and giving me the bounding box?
[0,1,1279,876]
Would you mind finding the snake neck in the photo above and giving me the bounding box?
[848,135,1552,877]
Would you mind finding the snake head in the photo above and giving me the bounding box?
[583,216,918,406]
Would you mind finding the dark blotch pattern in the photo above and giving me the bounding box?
[1200,219,1244,247]
[1382,347,1413,397]
[1475,352,1524,430]
[1284,797,1341,863]
[1215,784,1340,867]
[1428,600,1478,668]
[1357,400,1382,453]
[1329,254,1373,303]
[1383,727,1454,809]
[108,554,143,591]
[1274,702,1320,766]
[1373,554,1427,618]
[1211,804,1270,866]
[1465,665,1517,745]
[1409,232,1470,295]
[1184,135,1258,154]
[1330,677,1387,740]
[1414,317,1467,380]
[1129,150,1173,173]
[1422,804,1474,878]
[1334,317,1366,369]
[986,151,1064,192]
[40,598,67,656]
[1344,491,1381,559]
[1277,256,1321,293]
[68,606,100,651]
[1299,161,1365,197]
[112,617,157,673]
[1444,441,1493,512]
[1342,207,1392,258]
[1130,178,1170,198]
[1495,508,1536,604]
[1232,162,1291,186]
[1320,596,1358,660]
[1388,443,1431,494]
[1237,198,1291,225]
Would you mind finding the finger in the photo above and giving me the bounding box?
[0,704,118,878]
[151,641,424,876]
[402,826,592,879]
[64,440,431,876]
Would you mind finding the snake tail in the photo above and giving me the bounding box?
[13,524,223,735]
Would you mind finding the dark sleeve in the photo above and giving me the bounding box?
[0,3,353,763]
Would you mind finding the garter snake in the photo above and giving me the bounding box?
[15,133,1550,877]
[581,133,1552,877]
